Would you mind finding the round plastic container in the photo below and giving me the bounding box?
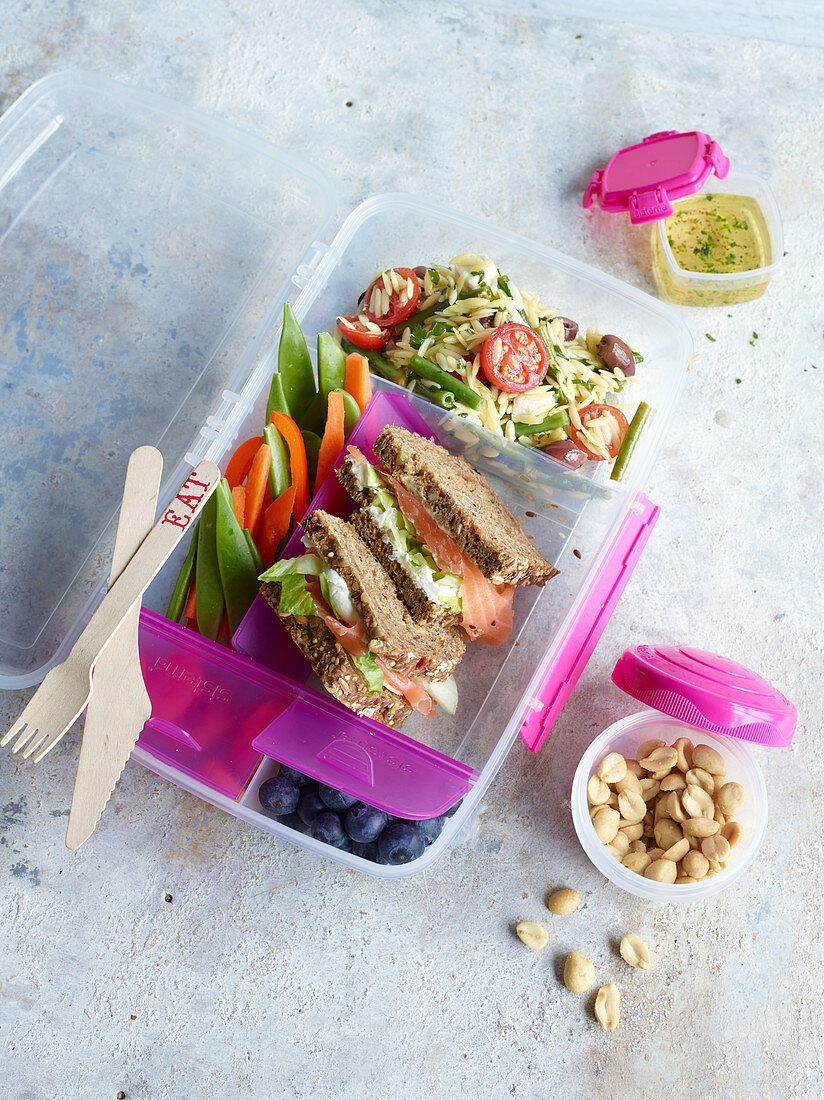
[651,173,783,307]
[571,710,768,903]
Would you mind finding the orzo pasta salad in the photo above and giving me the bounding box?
[335,254,651,478]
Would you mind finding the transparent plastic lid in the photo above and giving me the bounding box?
[0,71,334,686]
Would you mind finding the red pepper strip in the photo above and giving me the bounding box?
[258,485,297,568]
[183,579,197,620]
[314,390,345,494]
[224,435,264,488]
[269,411,309,520]
[244,443,272,541]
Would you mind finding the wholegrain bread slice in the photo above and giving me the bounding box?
[301,509,465,681]
[261,581,413,729]
[372,424,558,587]
[339,449,459,627]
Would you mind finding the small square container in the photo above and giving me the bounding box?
[1,72,695,877]
[584,130,783,307]
[571,645,796,902]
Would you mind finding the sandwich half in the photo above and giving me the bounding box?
[259,509,465,728]
[338,425,558,642]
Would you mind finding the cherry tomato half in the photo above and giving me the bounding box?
[336,314,390,349]
[479,323,549,393]
[542,439,588,469]
[362,267,421,328]
[569,404,629,460]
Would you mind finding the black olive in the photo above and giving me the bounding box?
[557,316,579,341]
[413,266,428,280]
[596,334,635,375]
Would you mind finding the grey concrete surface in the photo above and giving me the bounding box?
[2,3,823,1099]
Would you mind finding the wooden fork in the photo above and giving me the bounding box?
[1,459,220,762]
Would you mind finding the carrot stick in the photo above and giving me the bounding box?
[315,390,345,493]
[259,485,297,568]
[344,352,372,414]
[224,435,264,488]
[244,443,272,541]
[269,411,309,520]
[183,579,197,621]
[231,485,246,528]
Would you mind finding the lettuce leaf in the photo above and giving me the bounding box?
[276,573,319,617]
[350,650,384,696]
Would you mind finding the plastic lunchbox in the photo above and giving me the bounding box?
[0,71,693,877]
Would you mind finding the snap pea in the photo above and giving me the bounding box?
[215,480,264,634]
[242,529,265,575]
[278,302,316,422]
[301,429,322,491]
[408,354,483,411]
[339,338,407,385]
[165,521,199,623]
[610,402,652,482]
[265,372,289,422]
[514,408,570,437]
[339,389,361,436]
[318,332,346,399]
[299,390,326,436]
[195,491,224,640]
[413,381,455,410]
[264,422,290,499]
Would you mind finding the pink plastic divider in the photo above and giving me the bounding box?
[518,494,660,752]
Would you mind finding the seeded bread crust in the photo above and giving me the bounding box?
[260,581,413,729]
[372,424,558,587]
[339,451,460,627]
[301,509,465,681]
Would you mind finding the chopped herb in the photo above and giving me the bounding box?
[575,33,581,38]
[706,333,716,342]
[752,331,758,340]
[497,274,513,297]
[705,193,714,201]
[735,378,742,384]
[783,250,788,257]
[727,313,733,318]
[428,268,440,285]
[632,351,644,364]
[409,324,427,349]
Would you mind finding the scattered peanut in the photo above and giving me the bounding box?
[515,921,549,950]
[587,737,745,886]
[594,983,621,1030]
[564,951,595,993]
[619,933,651,970]
[547,888,581,915]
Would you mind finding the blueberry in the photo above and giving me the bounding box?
[345,803,388,843]
[352,840,380,861]
[259,775,300,816]
[417,815,446,846]
[377,822,425,865]
[312,811,348,848]
[444,797,463,818]
[276,811,306,832]
[318,784,359,813]
[297,786,327,828]
[278,764,311,786]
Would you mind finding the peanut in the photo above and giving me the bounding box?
[611,831,630,857]
[636,738,665,762]
[615,769,643,796]
[621,822,644,842]
[685,767,715,794]
[618,789,647,824]
[594,983,621,1030]
[592,806,620,845]
[660,772,686,792]
[516,921,549,950]
[682,784,714,820]
[682,850,710,879]
[692,744,726,776]
[547,888,581,915]
[674,736,693,772]
[564,951,595,993]
[644,858,677,884]
[682,817,720,838]
[597,752,627,784]
[701,835,731,863]
[654,819,683,851]
[721,820,743,848]
[639,746,678,774]
[663,837,690,862]
[620,933,651,970]
[623,852,652,874]
[587,775,611,805]
[716,781,745,816]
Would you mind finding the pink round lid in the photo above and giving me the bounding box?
[611,645,796,747]
[583,130,730,225]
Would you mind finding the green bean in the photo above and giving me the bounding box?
[339,338,407,385]
[514,409,569,437]
[413,381,456,410]
[165,521,199,623]
[395,290,478,331]
[195,490,225,640]
[215,481,262,634]
[407,354,483,411]
[317,332,346,399]
[610,402,653,482]
[264,422,290,499]
[278,302,316,422]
